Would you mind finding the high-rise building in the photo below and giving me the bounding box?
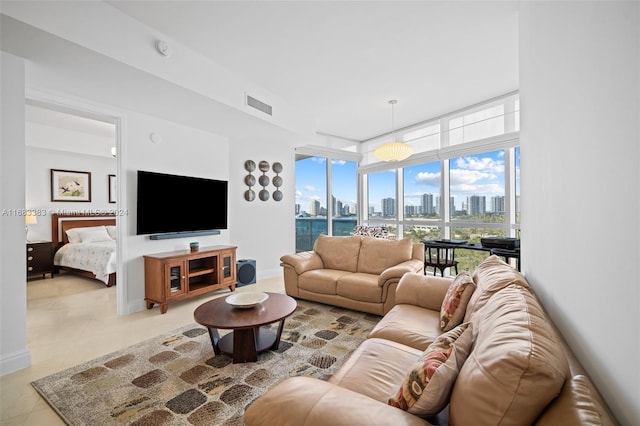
[336,200,343,217]
[295,204,300,215]
[310,200,321,216]
[491,196,505,213]
[382,198,395,217]
[468,195,486,215]
[421,193,435,215]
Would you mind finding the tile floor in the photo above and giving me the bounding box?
[0,272,285,425]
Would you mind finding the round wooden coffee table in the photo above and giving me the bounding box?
[193,292,297,363]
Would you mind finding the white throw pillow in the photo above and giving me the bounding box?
[106,225,117,240]
[66,226,112,243]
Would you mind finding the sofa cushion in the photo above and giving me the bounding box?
[357,237,413,275]
[463,254,530,322]
[314,234,362,272]
[440,271,476,332]
[299,269,350,295]
[329,338,423,403]
[388,322,473,417]
[368,304,442,352]
[336,273,382,303]
[450,284,569,426]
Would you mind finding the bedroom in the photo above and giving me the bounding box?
[25,102,118,289]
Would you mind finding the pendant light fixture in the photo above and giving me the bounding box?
[374,100,413,162]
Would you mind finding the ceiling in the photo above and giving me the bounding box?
[12,1,520,145]
[105,1,520,142]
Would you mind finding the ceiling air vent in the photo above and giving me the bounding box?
[246,95,273,116]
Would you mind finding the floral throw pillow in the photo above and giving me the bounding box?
[388,322,473,417]
[440,271,476,332]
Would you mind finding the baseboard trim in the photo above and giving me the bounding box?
[0,348,32,376]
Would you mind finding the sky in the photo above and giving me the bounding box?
[295,149,519,215]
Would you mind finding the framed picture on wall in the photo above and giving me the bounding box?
[108,174,116,203]
[50,169,92,202]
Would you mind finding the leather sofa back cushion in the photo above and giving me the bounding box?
[357,237,413,275]
[314,234,362,272]
[464,254,530,323]
[450,284,569,426]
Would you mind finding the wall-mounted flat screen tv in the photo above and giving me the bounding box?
[136,170,228,237]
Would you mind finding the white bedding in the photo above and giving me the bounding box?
[54,240,117,285]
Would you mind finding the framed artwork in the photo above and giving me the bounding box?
[50,169,92,202]
[108,174,116,203]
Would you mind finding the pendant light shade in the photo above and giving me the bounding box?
[374,100,413,162]
[374,141,414,162]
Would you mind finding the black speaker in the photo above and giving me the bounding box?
[236,259,256,286]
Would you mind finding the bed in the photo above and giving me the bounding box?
[51,213,117,287]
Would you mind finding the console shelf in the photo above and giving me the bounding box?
[144,245,237,314]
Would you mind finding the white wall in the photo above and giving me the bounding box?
[0,52,31,374]
[520,2,639,423]
[122,109,232,314]
[25,146,116,242]
[229,139,296,279]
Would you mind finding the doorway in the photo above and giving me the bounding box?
[25,98,124,314]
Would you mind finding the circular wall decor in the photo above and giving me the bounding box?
[244,160,256,172]
[272,175,283,187]
[272,162,283,173]
[258,161,270,172]
[244,175,256,187]
[258,174,270,187]
[273,190,283,201]
[259,189,270,201]
[244,189,255,201]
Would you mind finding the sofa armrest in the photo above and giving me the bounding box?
[395,272,452,311]
[280,251,324,275]
[244,377,430,426]
[378,259,425,286]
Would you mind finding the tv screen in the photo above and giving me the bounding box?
[136,170,228,236]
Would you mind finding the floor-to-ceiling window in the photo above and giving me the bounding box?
[295,153,359,252]
[295,156,327,252]
[359,92,520,274]
[331,159,358,236]
[403,161,441,241]
[294,92,519,270]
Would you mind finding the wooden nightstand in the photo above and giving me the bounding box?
[27,241,54,279]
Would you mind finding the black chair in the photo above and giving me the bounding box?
[490,248,521,271]
[424,244,459,277]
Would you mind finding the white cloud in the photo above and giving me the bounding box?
[450,168,494,185]
[303,184,318,192]
[455,156,504,173]
[415,171,441,186]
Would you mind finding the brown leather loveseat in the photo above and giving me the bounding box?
[279,234,424,316]
[245,255,618,426]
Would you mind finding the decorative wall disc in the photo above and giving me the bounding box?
[258,161,270,172]
[258,175,270,187]
[273,190,283,201]
[244,175,256,186]
[272,176,283,187]
[259,189,270,201]
[244,189,255,201]
[272,162,283,173]
[244,160,256,172]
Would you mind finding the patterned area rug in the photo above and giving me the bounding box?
[32,299,380,425]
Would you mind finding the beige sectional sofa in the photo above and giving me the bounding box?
[279,234,424,315]
[245,255,618,426]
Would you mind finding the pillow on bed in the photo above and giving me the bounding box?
[106,225,117,240]
[66,226,112,243]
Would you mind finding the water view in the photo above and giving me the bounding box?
[296,217,357,252]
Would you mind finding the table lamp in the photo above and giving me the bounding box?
[25,212,38,241]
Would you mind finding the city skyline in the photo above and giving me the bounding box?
[295,149,519,216]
